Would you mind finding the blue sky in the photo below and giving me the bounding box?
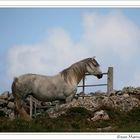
[0,8,140,93]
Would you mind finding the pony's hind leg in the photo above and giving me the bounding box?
[14,93,31,121]
[12,77,31,121]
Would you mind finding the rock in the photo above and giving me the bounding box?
[41,102,52,106]
[123,93,129,98]
[94,91,103,96]
[0,110,6,117]
[0,99,8,106]
[8,94,14,102]
[115,90,123,95]
[97,126,113,131]
[109,90,116,96]
[90,110,110,122]
[0,107,7,116]
[122,87,140,95]
[0,91,9,99]
[9,112,15,120]
[52,100,60,106]
[136,87,140,94]
[109,92,115,96]
[89,92,95,96]
[5,109,12,116]
[78,92,86,96]
[132,94,140,100]
[7,102,15,109]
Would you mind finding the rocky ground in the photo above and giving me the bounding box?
[0,86,140,120]
[0,86,140,132]
[45,86,140,127]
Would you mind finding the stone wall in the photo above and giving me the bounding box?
[0,86,140,120]
[47,89,140,118]
[0,91,15,119]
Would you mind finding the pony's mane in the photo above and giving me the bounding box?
[60,58,99,84]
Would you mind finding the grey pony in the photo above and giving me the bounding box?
[12,57,103,120]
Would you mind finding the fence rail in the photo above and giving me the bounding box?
[78,67,113,95]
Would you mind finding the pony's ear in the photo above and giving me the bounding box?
[92,56,96,60]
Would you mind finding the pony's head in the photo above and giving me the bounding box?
[85,57,103,79]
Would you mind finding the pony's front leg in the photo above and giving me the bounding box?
[65,92,75,103]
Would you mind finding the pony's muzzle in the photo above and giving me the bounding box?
[97,74,103,79]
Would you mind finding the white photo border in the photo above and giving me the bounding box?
[0,1,140,140]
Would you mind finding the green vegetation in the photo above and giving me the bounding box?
[0,107,140,132]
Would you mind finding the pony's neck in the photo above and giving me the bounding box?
[61,62,87,86]
[73,66,86,84]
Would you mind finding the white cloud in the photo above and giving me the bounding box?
[7,28,90,79]
[82,11,140,61]
[7,10,140,91]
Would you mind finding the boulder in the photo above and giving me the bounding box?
[7,102,15,109]
[0,110,6,117]
[0,107,7,116]
[123,93,129,98]
[0,91,9,100]
[9,112,15,120]
[97,126,113,131]
[52,100,60,106]
[122,87,140,95]
[90,110,110,122]
[0,99,8,106]
[115,90,123,95]
[8,94,14,102]
[41,101,52,106]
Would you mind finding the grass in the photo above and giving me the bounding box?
[0,107,140,132]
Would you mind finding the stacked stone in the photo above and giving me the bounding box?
[47,87,140,118]
[0,86,140,120]
[0,91,15,119]
[122,87,140,95]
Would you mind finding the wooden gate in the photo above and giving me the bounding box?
[78,67,113,95]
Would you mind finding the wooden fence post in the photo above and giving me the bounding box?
[107,67,113,95]
[82,75,85,93]
[34,101,37,118]
[29,95,33,118]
